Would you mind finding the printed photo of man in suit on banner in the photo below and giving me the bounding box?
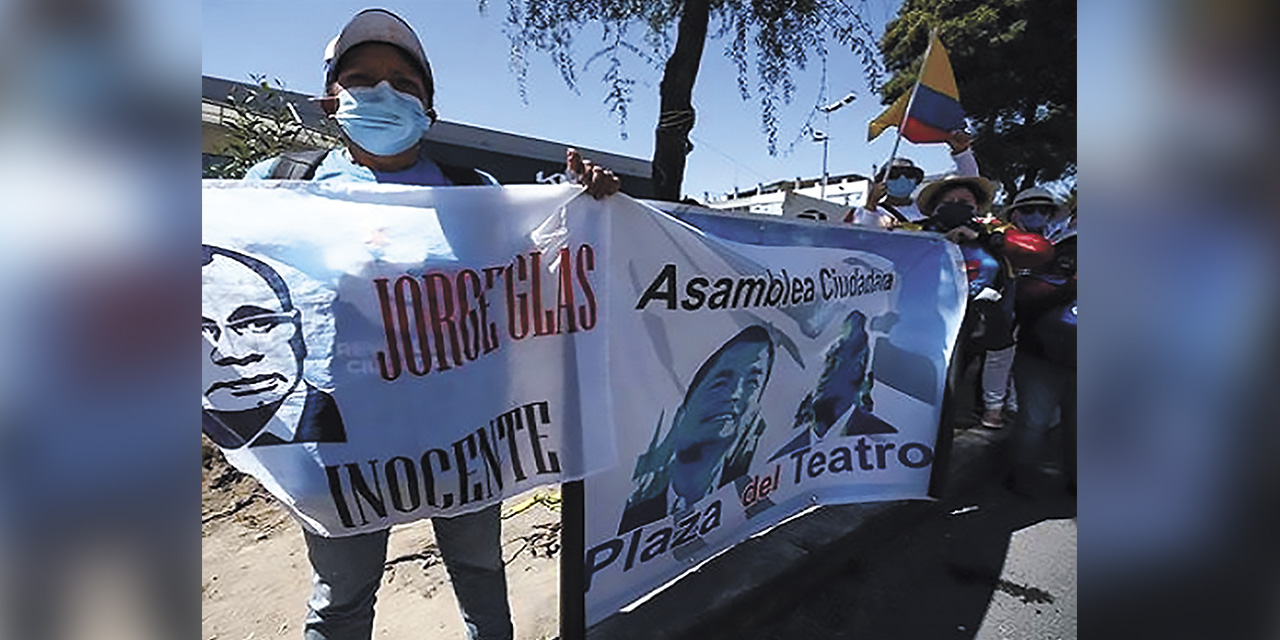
[202,245,346,449]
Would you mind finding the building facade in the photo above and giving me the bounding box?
[202,75,655,198]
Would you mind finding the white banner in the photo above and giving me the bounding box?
[582,201,966,624]
[202,183,615,536]
[202,184,966,621]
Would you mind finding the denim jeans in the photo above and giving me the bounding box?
[1011,351,1076,489]
[982,344,1018,411]
[301,503,513,640]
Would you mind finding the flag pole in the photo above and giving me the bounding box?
[882,125,906,183]
[873,30,936,224]
[881,28,937,176]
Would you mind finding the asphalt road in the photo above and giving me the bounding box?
[721,476,1077,640]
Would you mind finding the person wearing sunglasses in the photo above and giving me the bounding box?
[1006,187,1063,236]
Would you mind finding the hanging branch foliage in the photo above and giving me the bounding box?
[205,75,339,179]
[482,0,883,200]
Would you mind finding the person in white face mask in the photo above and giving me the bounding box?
[244,8,620,198]
[238,9,622,640]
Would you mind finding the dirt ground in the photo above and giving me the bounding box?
[201,437,564,640]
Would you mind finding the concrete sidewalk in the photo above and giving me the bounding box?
[585,425,1010,640]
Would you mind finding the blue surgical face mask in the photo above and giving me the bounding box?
[333,81,430,157]
[885,175,919,199]
[1014,210,1049,233]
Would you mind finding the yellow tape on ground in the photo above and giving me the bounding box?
[501,487,563,518]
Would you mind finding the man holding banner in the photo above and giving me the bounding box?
[217,8,619,640]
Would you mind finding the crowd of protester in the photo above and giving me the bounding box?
[848,143,1077,497]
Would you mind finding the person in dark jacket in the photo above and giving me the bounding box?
[1008,229,1076,496]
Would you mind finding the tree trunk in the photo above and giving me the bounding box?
[652,0,711,202]
[973,119,1008,201]
[1012,104,1040,196]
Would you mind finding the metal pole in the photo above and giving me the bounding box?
[560,480,587,640]
[883,125,905,181]
[821,135,829,200]
[820,109,830,199]
[883,29,936,176]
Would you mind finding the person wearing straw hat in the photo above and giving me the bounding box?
[1006,186,1063,236]
[913,173,995,234]
[990,186,1069,429]
[1003,185,1075,494]
[911,173,1025,430]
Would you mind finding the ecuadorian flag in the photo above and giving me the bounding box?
[867,92,908,142]
[868,31,965,143]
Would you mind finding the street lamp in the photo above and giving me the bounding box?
[809,128,830,198]
[814,91,856,200]
[819,91,858,114]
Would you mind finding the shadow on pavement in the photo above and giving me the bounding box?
[706,478,1075,640]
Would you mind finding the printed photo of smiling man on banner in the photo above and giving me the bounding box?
[582,202,966,624]
[617,324,776,535]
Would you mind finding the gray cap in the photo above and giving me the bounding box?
[323,8,432,91]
